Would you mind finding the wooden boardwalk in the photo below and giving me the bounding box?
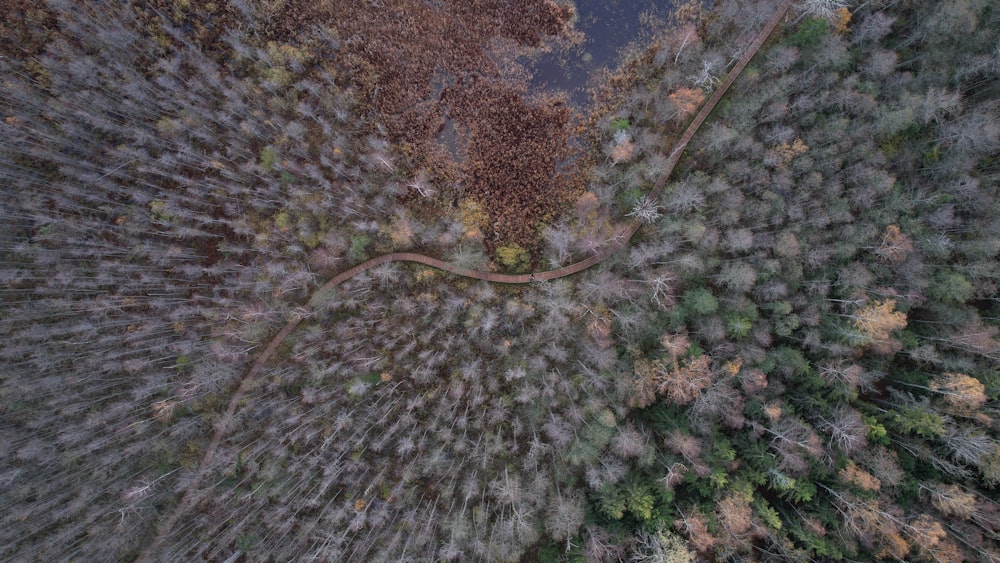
[137,2,793,558]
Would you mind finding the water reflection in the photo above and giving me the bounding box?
[529,0,676,107]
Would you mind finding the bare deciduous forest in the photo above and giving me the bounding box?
[1,0,998,561]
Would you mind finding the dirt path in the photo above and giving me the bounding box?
[138,2,792,558]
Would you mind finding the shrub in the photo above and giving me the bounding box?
[682,287,719,317]
[496,243,530,273]
[785,17,829,49]
[348,234,371,263]
[260,146,279,171]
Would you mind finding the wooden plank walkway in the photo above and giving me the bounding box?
[137,2,793,558]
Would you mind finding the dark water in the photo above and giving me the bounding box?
[529,0,676,107]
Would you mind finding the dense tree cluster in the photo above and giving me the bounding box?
[567,0,999,559]
[0,1,411,558]
[1,0,997,561]
[159,271,624,559]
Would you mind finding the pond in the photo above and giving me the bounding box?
[528,0,677,107]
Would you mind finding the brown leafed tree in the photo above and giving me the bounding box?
[586,315,615,350]
[904,514,962,562]
[664,431,709,477]
[941,320,1000,361]
[857,446,905,489]
[659,355,715,406]
[667,88,706,122]
[628,358,661,409]
[875,224,914,264]
[661,332,692,363]
[674,506,716,554]
[739,367,768,394]
[608,133,637,165]
[716,492,757,549]
[830,490,910,560]
[839,461,881,492]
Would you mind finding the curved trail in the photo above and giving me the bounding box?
[138,2,792,559]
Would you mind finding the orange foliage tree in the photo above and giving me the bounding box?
[833,7,851,34]
[929,372,988,411]
[628,342,713,408]
[667,87,705,122]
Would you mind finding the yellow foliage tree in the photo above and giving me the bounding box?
[929,372,987,410]
[923,483,977,519]
[833,7,852,34]
[496,243,530,273]
[575,191,600,223]
[852,299,907,341]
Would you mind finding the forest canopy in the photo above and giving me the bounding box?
[1,0,998,561]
